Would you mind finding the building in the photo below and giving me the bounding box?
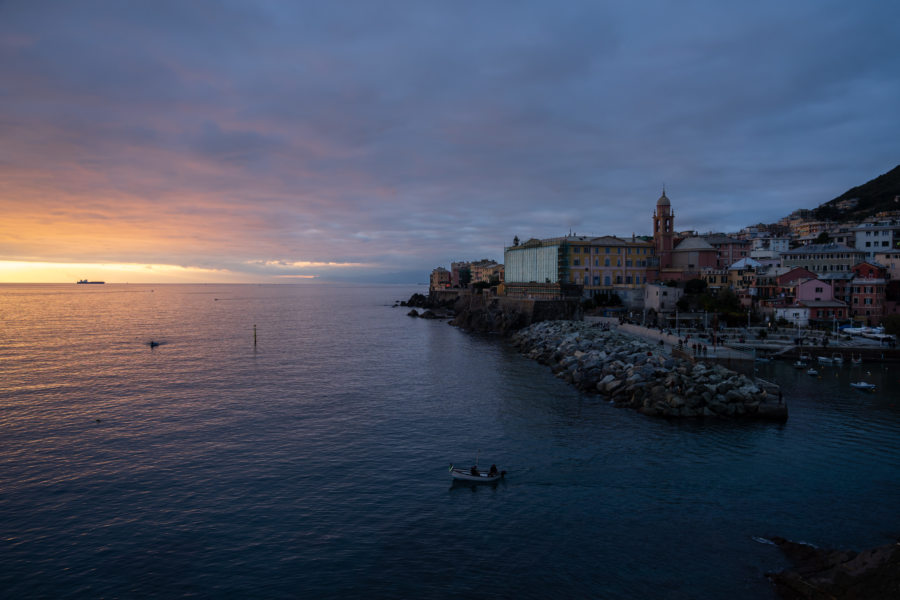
[849,262,888,325]
[669,237,718,277]
[727,257,762,291]
[702,233,750,269]
[780,243,865,276]
[819,273,854,306]
[873,250,900,280]
[469,259,504,285]
[449,259,502,287]
[503,237,582,298]
[429,267,451,290]
[643,283,683,314]
[568,235,654,294]
[853,218,900,259]
[503,234,653,299]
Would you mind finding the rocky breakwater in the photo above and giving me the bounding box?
[511,321,788,422]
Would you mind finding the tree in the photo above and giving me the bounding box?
[814,231,832,244]
[685,278,707,295]
[882,315,900,337]
[459,267,472,288]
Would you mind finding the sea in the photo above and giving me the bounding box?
[1,283,899,599]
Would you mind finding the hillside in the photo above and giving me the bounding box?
[812,164,900,221]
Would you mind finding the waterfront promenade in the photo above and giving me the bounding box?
[585,317,754,361]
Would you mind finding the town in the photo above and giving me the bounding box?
[428,189,900,335]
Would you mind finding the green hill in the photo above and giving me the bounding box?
[813,164,900,221]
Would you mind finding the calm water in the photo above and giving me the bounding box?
[1,284,899,599]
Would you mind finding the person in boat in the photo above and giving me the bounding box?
[488,464,498,477]
[470,465,479,476]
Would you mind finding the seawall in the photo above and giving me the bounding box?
[511,320,788,422]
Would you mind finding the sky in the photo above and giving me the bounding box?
[2,1,899,283]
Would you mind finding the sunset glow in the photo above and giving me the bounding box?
[2,2,898,282]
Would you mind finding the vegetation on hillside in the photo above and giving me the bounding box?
[813,164,900,222]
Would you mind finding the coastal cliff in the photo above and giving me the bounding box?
[767,537,900,599]
[511,320,787,421]
[403,292,582,335]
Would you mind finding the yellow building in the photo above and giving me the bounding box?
[564,235,655,295]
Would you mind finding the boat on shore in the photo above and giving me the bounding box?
[449,464,505,483]
[850,381,877,391]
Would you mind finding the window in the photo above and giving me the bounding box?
[604,276,611,286]
[573,246,580,253]
[626,276,632,284]
[605,247,610,254]
[626,259,632,267]
[573,258,580,266]
[604,258,610,267]
[616,276,623,284]
[593,276,599,285]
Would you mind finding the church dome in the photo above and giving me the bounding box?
[657,190,671,207]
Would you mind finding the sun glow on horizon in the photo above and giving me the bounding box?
[0,261,251,284]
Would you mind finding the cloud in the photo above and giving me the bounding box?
[2,1,899,281]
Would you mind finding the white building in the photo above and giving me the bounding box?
[643,283,683,314]
[854,219,900,259]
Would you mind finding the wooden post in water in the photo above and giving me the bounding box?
[254,324,257,347]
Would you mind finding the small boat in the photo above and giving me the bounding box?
[850,382,877,391]
[449,464,505,483]
[807,368,818,376]
[831,353,844,365]
[793,360,807,369]
[799,353,812,362]
[149,341,160,348]
[817,356,833,365]
[851,354,863,365]
[76,279,105,284]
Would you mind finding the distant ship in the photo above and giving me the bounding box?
[76,279,105,284]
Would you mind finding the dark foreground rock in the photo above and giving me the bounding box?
[512,320,787,421]
[767,537,900,599]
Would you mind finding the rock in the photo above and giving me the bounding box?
[407,309,419,317]
[508,320,787,422]
[767,537,900,600]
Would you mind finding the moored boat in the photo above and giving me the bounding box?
[449,464,505,483]
[831,353,844,365]
[807,368,818,376]
[793,360,807,369]
[817,356,833,365]
[850,381,877,391]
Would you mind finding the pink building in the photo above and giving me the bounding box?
[795,279,834,302]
